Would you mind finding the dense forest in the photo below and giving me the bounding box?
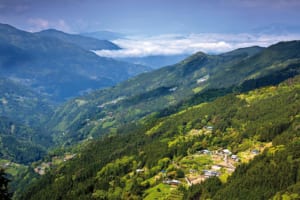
[48,41,300,146]
[0,168,11,200]
[18,75,300,199]
[1,39,300,199]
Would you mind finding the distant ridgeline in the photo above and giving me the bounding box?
[0,23,150,102]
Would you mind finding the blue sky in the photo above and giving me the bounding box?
[1,0,300,34]
[1,0,300,55]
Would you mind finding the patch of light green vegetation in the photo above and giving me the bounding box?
[272,192,300,200]
[219,172,230,183]
[193,86,204,93]
[180,155,212,171]
[75,99,88,106]
[238,86,279,103]
[166,95,176,105]
[102,120,115,129]
[168,129,204,149]
[267,145,286,156]
[168,134,196,149]
[0,160,27,176]
[146,121,164,136]
[238,76,300,104]
[170,103,208,118]
[144,183,172,200]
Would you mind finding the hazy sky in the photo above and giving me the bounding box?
[1,0,300,56]
[1,0,300,34]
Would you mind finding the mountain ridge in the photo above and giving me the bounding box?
[0,24,150,102]
[1,39,299,199]
[36,29,121,50]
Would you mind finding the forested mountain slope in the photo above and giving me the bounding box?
[0,78,54,164]
[49,41,300,145]
[0,117,50,164]
[0,78,53,126]
[19,75,300,200]
[2,39,300,199]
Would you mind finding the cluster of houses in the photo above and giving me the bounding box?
[198,148,240,162]
[197,148,261,177]
[34,162,52,175]
[34,154,77,176]
[194,148,241,180]
[161,146,261,187]
[97,97,125,108]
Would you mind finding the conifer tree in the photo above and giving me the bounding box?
[0,168,11,200]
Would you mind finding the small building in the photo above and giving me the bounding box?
[4,162,10,168]
[231,155,239,161]
[163,179,181,185]
[211,165,222,171]
[222,149,232,155]
[204,126,213,131]
[170,179,181,185]
[203,170,220,177]
[197,75,209,84]
[251,149,260,155]
[200,149,211,155]
[169,87,177,92]
[136,169,144,173]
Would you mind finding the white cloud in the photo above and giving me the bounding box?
[28,18,49,30]
[27,18,71,32]
[93,33,300,58]
[56,19,71,32]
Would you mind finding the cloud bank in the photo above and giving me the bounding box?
[94,33,300,58]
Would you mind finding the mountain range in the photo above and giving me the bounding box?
[48,41,300,145]
[19,59,300,200]
[1,23,300,199]
[0,24,150,102]
[36,29,121,51]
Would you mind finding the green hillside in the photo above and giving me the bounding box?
[2,40,300,199]
[49,41,300,145]
[18,74,300,200]
[0,78,53,126]
[0,78,54,164]
[0,117,49,164]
